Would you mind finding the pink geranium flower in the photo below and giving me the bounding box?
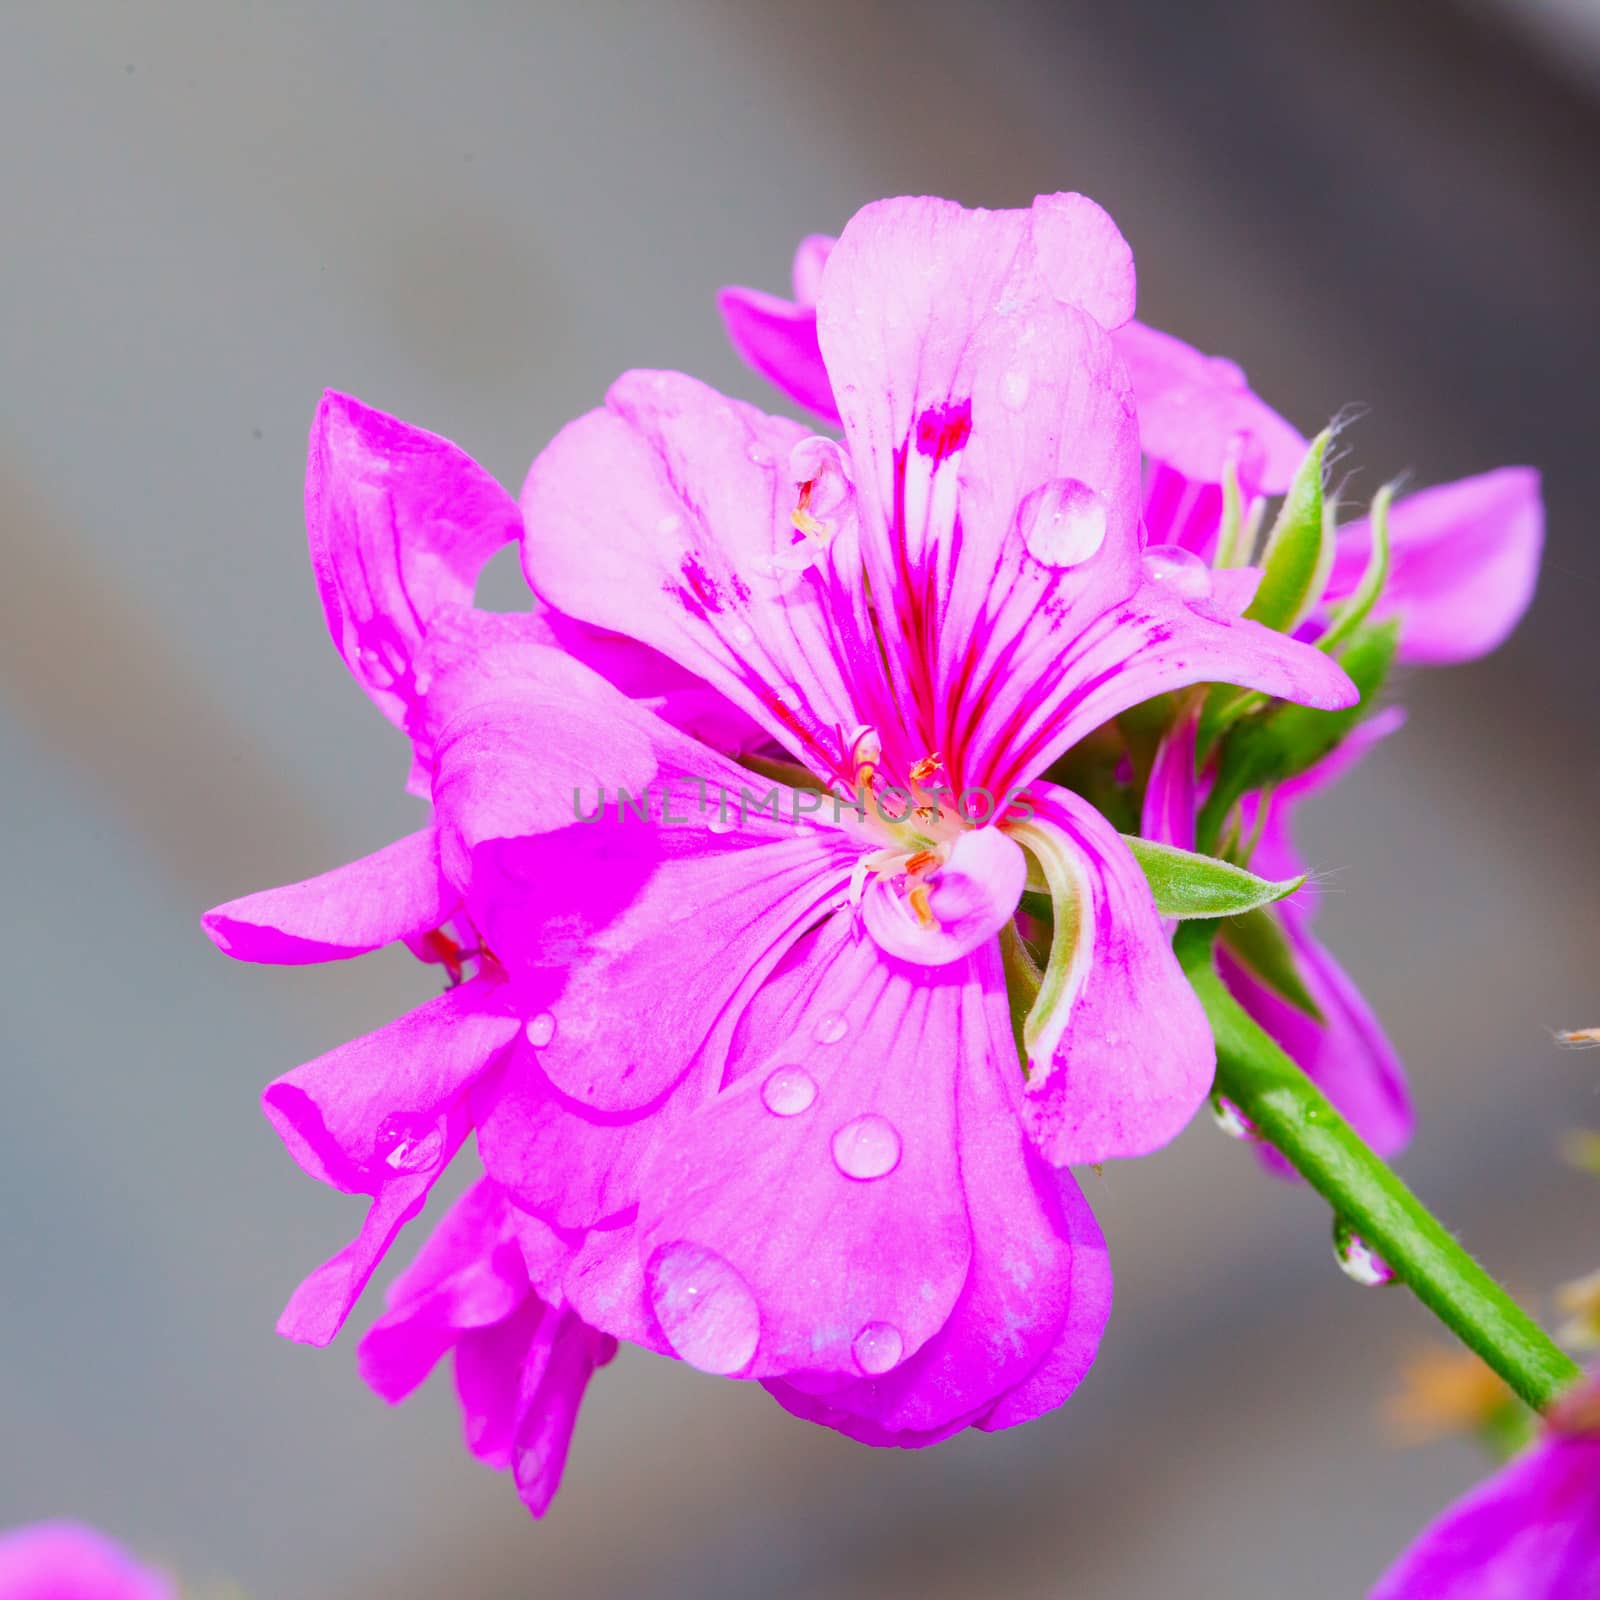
[206,191,1355,1497]
[1371,1374,1600,1597]
[0,1522,174,1600]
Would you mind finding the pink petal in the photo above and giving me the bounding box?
[356,1178,529,1405]
[416,610,664,887]
[767,1014,1111,1444]
[981,567,1357,800]
[1329,467,1543,666]
[862,825,1028,966]
[1371,1434,1600,1598]
[1140,704,1199,852]
[263,982,519,1344]
[1020,783,1214,1164]
[511,1308,617,1518]
[1115,319,1305,495]
[816,194,1145,789]
[0,1523,174,1600]
[306,391,522,739]
[519,370,880,781]
[202,829,454,964]
[716,291,838,425]
[633,921,988,1378]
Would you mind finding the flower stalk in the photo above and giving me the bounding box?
[1175,919,1580,1413]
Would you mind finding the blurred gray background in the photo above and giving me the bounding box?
[3,1,1597,1595]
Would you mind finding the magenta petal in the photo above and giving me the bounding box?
[1371,1434,1600,1598]
[766,1014,1111,1445]
[1022,783,1214,1163]
[511,1308,617,1518]
[1115,319,1305,494]
[519,370,876,778]
[263,983,519,1343]
[816,195,1144,786]
[635,922,984,1378]
[986,571,1357,796]
[716,284,839,424]
[306,391,522,736]
[1140,705,1199,852]
[1330,467,1543,666]
[202,829,454,964]
[0,1523,174,1600]
[357,1178,528,1405]
[862,826,1027,966]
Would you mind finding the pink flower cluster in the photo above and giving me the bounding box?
[205,193,1541,1519]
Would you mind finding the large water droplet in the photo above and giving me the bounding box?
[706,808,734,835]
[1018,478,1108,568]
[1142,543,1215,603]
[852,1320,905,1375]
[1209,1092,1260,1142]
[525,1012,556,1049]
[761,1066,817,1117]
[813,1014,848,1046]
[373,1111,445,1174]
[1333,1219,1396,1288]
[646,1241,761,1374]
[1000,367,1031,412]
[832,1114,902,1181]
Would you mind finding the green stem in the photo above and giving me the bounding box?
[1176,920,1580,1413]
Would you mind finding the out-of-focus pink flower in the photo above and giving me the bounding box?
[0,1522,174,1600]
[358,1179,615,1517]
[1371,1374,1600,1598]
[721,236,1543,670]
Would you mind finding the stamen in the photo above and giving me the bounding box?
[791,479,827,538]
[909,752,943,783]
[908,883,937,930]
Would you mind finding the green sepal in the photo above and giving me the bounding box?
[1219,907,1325,1022]
[1244,428,1336,635]
[1318,482,1395,658]
[1122,836,1305,920]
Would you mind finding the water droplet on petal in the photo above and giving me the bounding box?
[813,1014,848,1046]
[357,645,396,688]
[373,1111,445,1174]
[1018,478,1108,568]
[525,1012,556,1049]
[761,1066,817,1116]
[655,512,684,537]
[832,1114,902,1181]
[728,620,754,646]
[1000,367,1031,411]
[646,1241,761,1374]
[1333,1219,1396,1287]
[852,1320,905,1375]
[1209,1092,1260,1142]
[746,441,774,467]
[706,809,734,835]
[1142,543,1215,603]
